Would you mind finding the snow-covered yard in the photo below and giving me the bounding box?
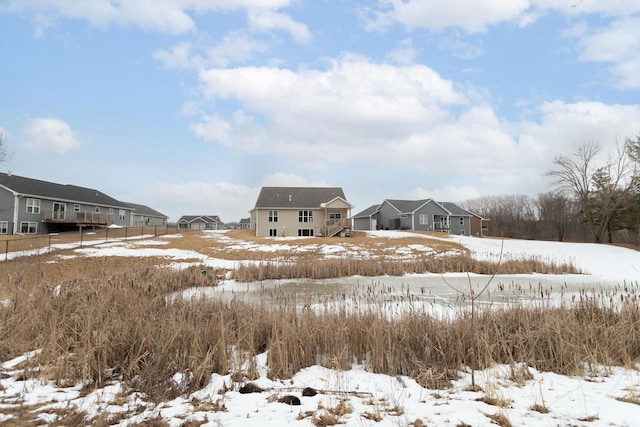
[2,230,640,426]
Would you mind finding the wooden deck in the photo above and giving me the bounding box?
[43,211,114,226]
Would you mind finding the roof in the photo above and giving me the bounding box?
[0,172,131,209]
[125,202,168,219]
[239,218,250,224]
[438,202,472,216]
[353,204,380,218]
[384,199,432,214]
[254,187,349,209]
[177,215,222,224]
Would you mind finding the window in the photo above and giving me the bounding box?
[0,221,7,234]
[95,206,100,213]
[419,214,428,225]
[298,229,314,237]
[269,229,277,237]
[109,208,114,215]
[268,210,278,222]
[459,217,464,226]
[299,210,313,223]
[459,230,465,235]
[329,212,341,220]
[74,204,80,212]
[53,202,66,220]
[20,222,37,234]
[441,216,450,227]
[26,198,40,214]
[119,209,126,220]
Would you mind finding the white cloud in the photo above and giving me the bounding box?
[155,33,269,70]
[261,173,329,187]
[206,31,270,67]
[366,0,640,33]
[23,117,82,154]
[248,10,312,44]
[386,38,418,65]
[436,32,484,59]
[154,41,203,69]
[576,16,640,88]
[6,0,295,35]
[368,0,530,33]
[189,53,640,199]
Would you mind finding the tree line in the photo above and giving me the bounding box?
[462,135,640,244]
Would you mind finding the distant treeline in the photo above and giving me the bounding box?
[463,135,640,244]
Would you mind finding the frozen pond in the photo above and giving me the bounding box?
[177,273,636,315]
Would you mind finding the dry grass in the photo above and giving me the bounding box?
[1,258,639,404]
[0,229,636,409]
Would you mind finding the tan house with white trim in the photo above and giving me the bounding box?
[251,187,354,237]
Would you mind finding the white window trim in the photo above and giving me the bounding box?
[20,221,37,234]
[26,198,41,214]
[0,221,8,234]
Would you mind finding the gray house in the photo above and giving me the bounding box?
[126,202,169,227]
[177,215,224,230]
[0,172,133,235]
[353,198,487,236]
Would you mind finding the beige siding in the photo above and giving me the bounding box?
[253,208,327,237]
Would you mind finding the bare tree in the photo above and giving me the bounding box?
[462,195,538,238]
[547,141,637,243]
[537,191,573,241]
[0,133,8,164]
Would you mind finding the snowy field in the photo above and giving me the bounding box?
[2,230,640,426]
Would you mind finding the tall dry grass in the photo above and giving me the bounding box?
[233,254,581,281]
[1,261,638,401]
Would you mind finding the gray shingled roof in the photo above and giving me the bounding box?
[254,187,348,209]
[125,202,168,219]
[0,172,131,209]
[385,199,432,214]
[353,204,380,218]
[439,202,471,216]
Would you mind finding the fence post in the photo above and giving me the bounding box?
[48,235,52,253]
[125,227,128,240]
[5,240,8,261]
[105,227,109,243]
[155,225,158,236]
[80,226,83,248]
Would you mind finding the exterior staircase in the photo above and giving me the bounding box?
[325,218,352,237]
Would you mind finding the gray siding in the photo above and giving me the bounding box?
[377,201,402,230]
[0,188,15,233]
[412,202,449,232]
[354,217,372,230]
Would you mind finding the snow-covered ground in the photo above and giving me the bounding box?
[2,230,640,426]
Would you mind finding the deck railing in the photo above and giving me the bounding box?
[325,218,352,237]
[43,211,114,225]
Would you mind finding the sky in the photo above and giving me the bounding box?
[0,0,639,223]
